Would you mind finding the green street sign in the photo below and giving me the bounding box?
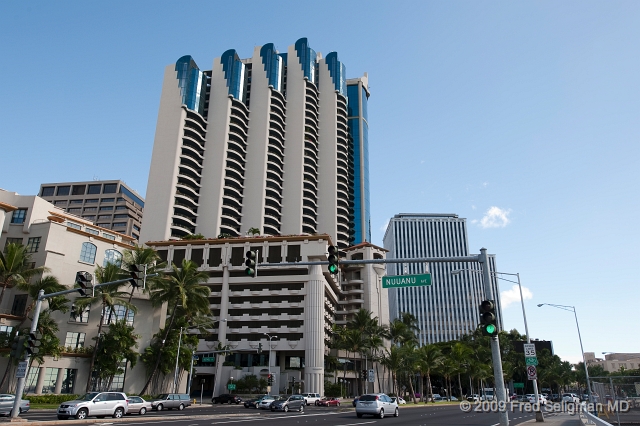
[382,274,432,289]
[202,357,215,363]
[513,382,524,389]
[227,383,236,390]
[525,357,538,366]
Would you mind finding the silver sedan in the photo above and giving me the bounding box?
[126,396,152,415]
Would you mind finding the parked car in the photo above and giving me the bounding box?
[212,394,242,405]
[562,393,580,404]
[356,393,399,419]
[302,393,321,406]
[57,392,129,420]
[270,395,306,412]
[150,394,191,411]
[126,396,152,415]
[390,397,406,405]
[431,394,444,402]
[526,394,548,405]
[0,394,30,416]
[258,395,280,409]
[317,397,341,407]
[244,395,268,408]
[467,394,480,403]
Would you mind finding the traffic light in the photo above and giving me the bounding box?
[479,300,498,336]
[245,250,257,278]
[26,332,42,356]
[75,271,93,296]
[267,374,273,385]
[258,343,263,354]
[10,335,25,359]
[327,246,338,274]
[361,369,367,380]
[129,264,146,288]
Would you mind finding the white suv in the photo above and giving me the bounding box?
[302,393,321,406]
[356,393,399,419]
[57,392,129,420]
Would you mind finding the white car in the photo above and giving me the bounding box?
[356,394,399,419]
[562,393,580,404]
[390,397,406,405]
[301,393,321,406]
[258,396,278,410]
[526,394,548,405]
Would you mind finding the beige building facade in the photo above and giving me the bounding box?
[585,352,640,372]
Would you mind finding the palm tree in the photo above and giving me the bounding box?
[139,259,210,396]
[439,358,457,401]
[381,345,404,396]
[450,342,474,399]
[399,343,420,402]
[417,344,443,403]
[0,243,48,306]
[74,263,136,393]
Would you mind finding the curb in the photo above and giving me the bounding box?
[0,413,257,425]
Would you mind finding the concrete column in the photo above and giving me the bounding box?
[34,367,46,394]
[304,264,324,396]
[54,368,65,394]
[213,258,230,398]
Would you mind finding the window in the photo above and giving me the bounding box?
[103,183,117,194]
[114,214,127,219]
[98,215,111,220]
[0,325,13,335]
[101,198,115,203]
[115,205,127,210]
[11,209,27,224]
[83,215,96,221]
[70,306,89,323]
[88,184,102,194]
[98,224,111,229]
[100,206,113,211]
[85,228,99,236]
[24,367,39,393]
[26,237,41,253]
[67,222,82,230]
[11,294,28,316]
[85,198,98,203]
[79,242,97,263]
[103,305,134,326]
[65,332,86,349]
[4,238,22,248]
[102,233,115,241]
[107,363,127,391]
[84,207,97,213]
[42,367,59,394]
[113,222,126,227]
[133,225,140,231]
[103,249,122,267]
[56,186,70,196]
[70,199,83,204]
[54,200,67,206]
[71,185,86,195]
[61,369,77,394]
[117,197,125,202]
[41,187,55,196]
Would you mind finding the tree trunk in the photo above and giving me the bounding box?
[427,373,434,403]
[85,303,105,392]
[139,301,179,395]
[408,375,417,403]
[458,372,463,399]
[375,361,382,394]
[0,284,8,308]
[419,373,424,403]
[123,285,136,323]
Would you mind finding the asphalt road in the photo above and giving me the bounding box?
[16,403,541,425]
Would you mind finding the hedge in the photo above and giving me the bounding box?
[24,395,80,404]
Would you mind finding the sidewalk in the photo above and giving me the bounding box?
[518,412,583,426]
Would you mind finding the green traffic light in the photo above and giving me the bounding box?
[486,324,496,335]
[328,264,338,274]
[245,268,255,276]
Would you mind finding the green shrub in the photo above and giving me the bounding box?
[26,394,80,404]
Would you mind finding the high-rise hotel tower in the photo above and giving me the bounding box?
[141,38,371,247]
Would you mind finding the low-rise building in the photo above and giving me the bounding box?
[585,352,640,372]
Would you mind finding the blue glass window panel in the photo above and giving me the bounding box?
[361,87,368,122]
[175,56,206,116]
[260,43,283,92]
[325,52,346,96]
[119,186,144,208]
[349,118,363,244]
[295,38,317,81]
[221,50,245,100]
[362,121,371,242]
[347,85,359,117]
[103,249,122,267]
[79,242,97,264]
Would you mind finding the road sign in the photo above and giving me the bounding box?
[16,361,28,378]
[526,365,537,380]
[382,274,432,289]
[513,382,524,389]
[523,343,537,357]
[368,369,375,383]
[203,357,215,363]
[227,383,236,390]
[525,357,538,366]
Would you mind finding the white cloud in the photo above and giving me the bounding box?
[482,182,489,188]
[471,205,476,210]
[500,284,533,308]
[380,219,390,233]
[478,206,511,228]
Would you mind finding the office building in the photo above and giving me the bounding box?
[585,352,640,372]
[141,38,371,248]
[0,189,158,394]
[383,213,503,345]
[145,234,389,397]
[39,180,144,241]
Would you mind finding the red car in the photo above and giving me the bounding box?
[316,397,341,407]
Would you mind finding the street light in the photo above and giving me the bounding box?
[537,303,594,406]
[212,318,228,399]
[173,327,183,393]
[451,269,544,422]
[264,333,277,395]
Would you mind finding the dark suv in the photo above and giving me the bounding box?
[212,394,242,404]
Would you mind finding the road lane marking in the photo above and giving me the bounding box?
[332,422,377,426]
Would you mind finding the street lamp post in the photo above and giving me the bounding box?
[264,333,277,395]
[173,326,183,393]
[537,304,594,407]
[212,318,228,399]
[452,269,544,422]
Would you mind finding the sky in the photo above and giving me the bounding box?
[1,1,639,365]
